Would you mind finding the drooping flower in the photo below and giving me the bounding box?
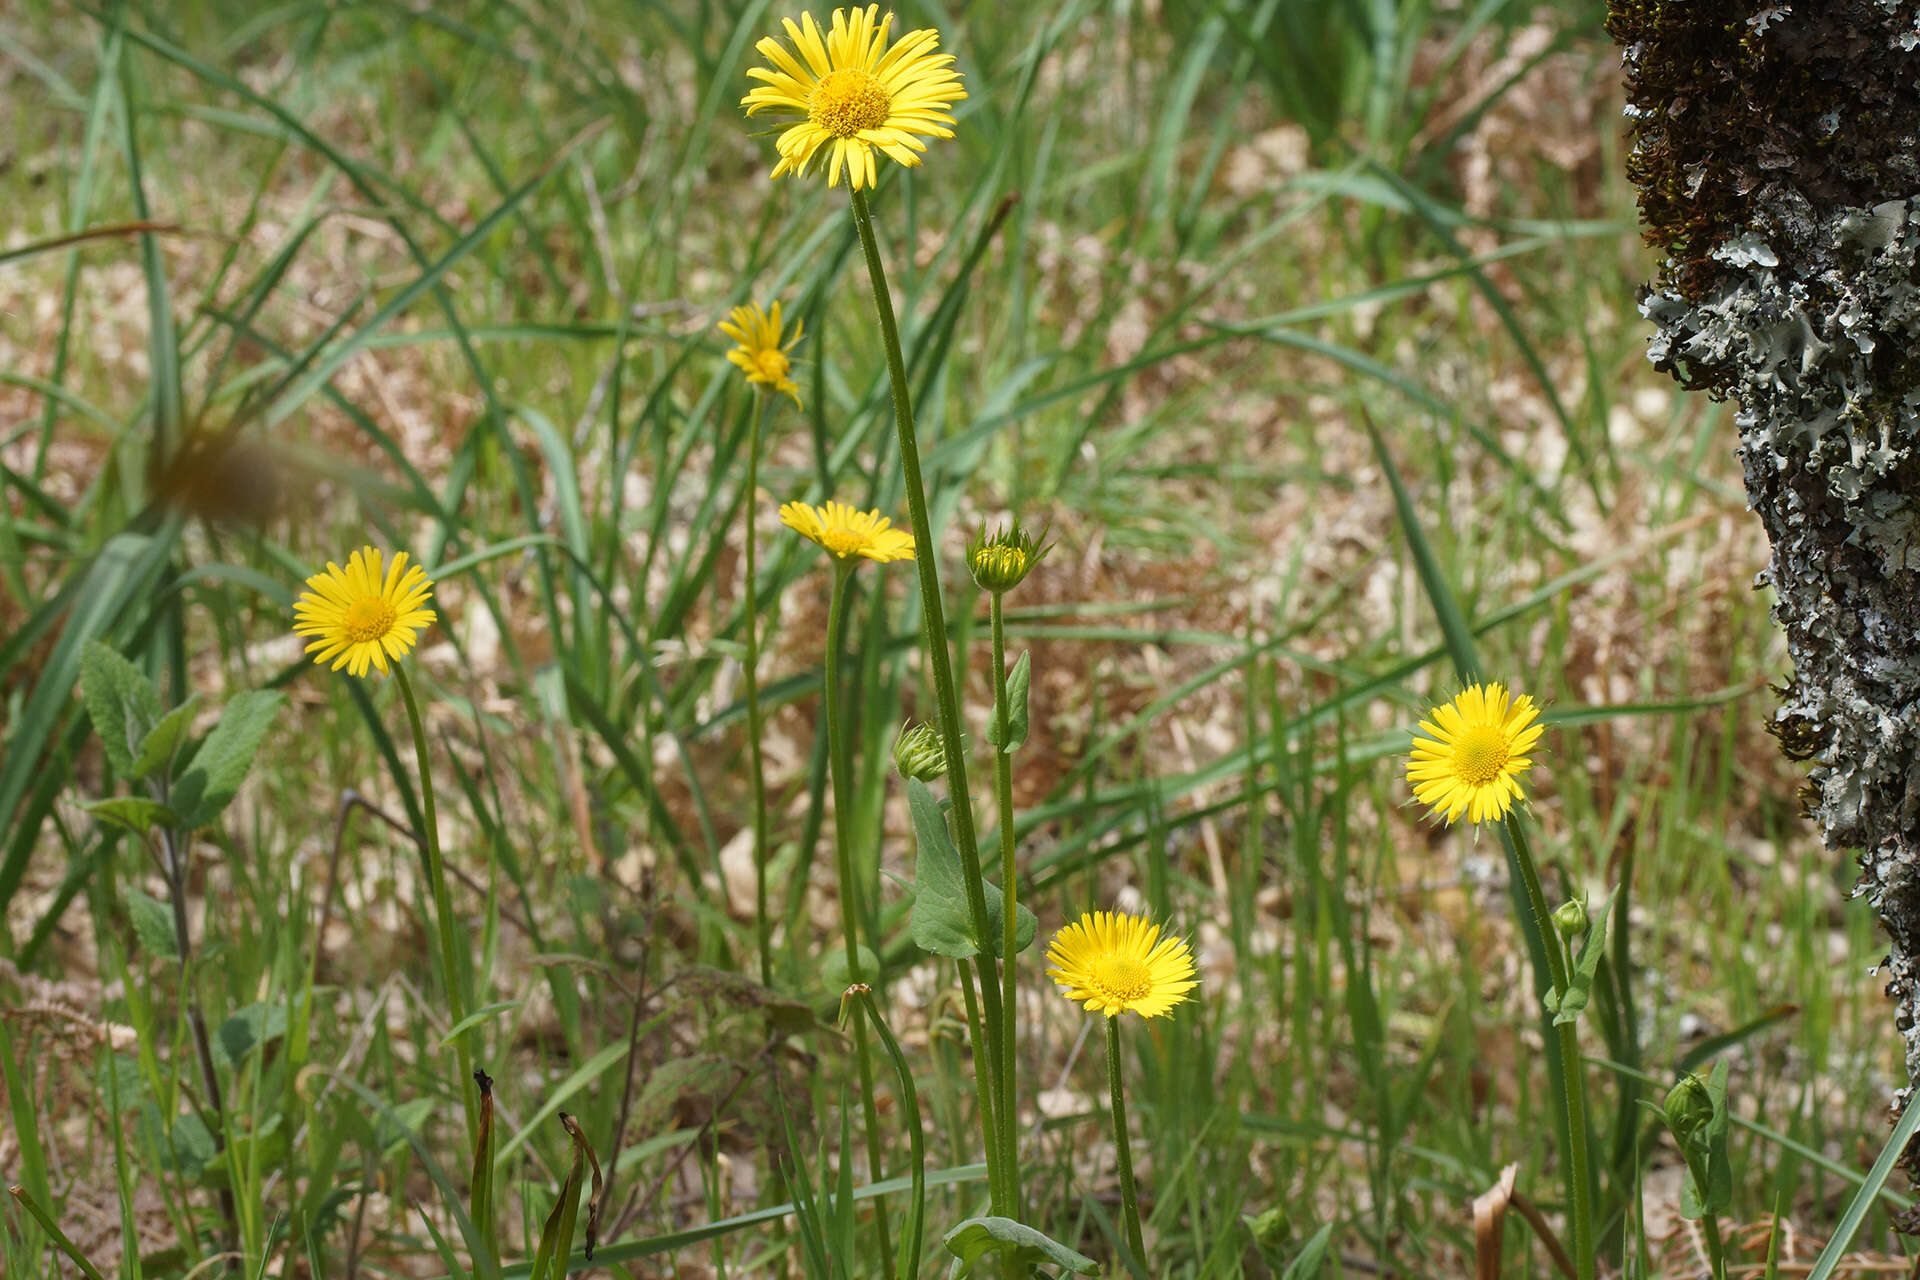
[293,546,436,678]
[742,6,966,191]
[1405,682,1544,825]
[1046,911,1197,1020]
[779,499,915,563]
[719,301,805,406]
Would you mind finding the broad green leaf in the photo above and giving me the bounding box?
[908,778,978,959]
[982,881,1038,959]
[942,1216,1098,1275]
[822,944,882,993]
[125,888,178,958]
[171,690,284,829]
[85,796,176,836]
[985,651,1032,752]
[79,641,162,777]
[130,695,200,782]
[907,780,1037,959]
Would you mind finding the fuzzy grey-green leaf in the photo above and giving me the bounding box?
[171,690,285,829]
[79,642,162,778]
[130,695,200,782]
[85,796,177,836]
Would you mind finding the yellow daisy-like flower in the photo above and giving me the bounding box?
[779,499,915,563]
[1406,682,1544,825]
[292,546,437,678]
[1046,911,1198,1020]
[719,301,805,406]
[742,6,966,191]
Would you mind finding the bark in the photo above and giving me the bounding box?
[1608,2,1920,1115]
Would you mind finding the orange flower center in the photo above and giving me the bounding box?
[343,596,397,643]
[1089,953,1152,1003]
[809,69,891,138]
[1450,725,1510,786]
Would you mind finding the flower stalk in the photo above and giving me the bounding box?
[743,391,774,985]
[988,591,1023,1206]
[394,665,477,1143]
[823,563,896,1274]
[1106,1016,1146,1265]
[847,183,1010,1202]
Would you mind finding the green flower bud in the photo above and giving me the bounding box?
[892,721,948,781]
[1664,1072,1714,1145]
[1246,1206,1289,1250]
[967,521,1051,595]
[1551,897,1589,938]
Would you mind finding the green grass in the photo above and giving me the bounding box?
[0,0,1907,1276]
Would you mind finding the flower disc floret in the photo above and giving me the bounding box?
[293,546,437,678]
[1405,682,1544,825]
[1046,910,1197,1019]
[742,6,967,191]
[779,498,915,563]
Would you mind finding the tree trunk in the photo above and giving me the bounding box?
[1608,2,1920,1116]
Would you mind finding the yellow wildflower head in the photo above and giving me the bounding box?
[293,546,436,678]
[779,499,914,564]
[967,520,1050,595]
[719,301,804,407]
[1405,682,1544,825]
[742,6,966,191]
[1046,911,1197,1020]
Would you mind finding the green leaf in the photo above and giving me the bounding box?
[1549,890,1614,1027]
[907,780,1037,959]
[982,881,1038,959]
[1281,1222,1335,1280]
[85,796,176,836]
[908,778,979,959]
[942,1216,1098,1275]
[822,944,882,993]
[985,651,1032,752]
[130,695,200,782]
[125,888,178,958]
[79,641,162,777]
[170,690,284,829]
[213,1003,290,1068]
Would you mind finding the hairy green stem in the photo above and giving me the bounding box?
[823,565,895,1276]
[957,954,1008,1210]
[1504,813,1593,1280]
[744,392,773,986]
[848,184,1008,1200]
[394,665,476,1143]
[1106,1016,1146,1266]
[989,593,1023,1208]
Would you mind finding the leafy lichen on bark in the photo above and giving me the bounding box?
[1609,0,1920,1116]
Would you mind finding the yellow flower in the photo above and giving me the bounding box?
[1046,911,1197,1020]
[1406,682,1544,825]
[719,301,804,406]
[779,499,914,563]
[742,5,966,191]
[293,546,436,678]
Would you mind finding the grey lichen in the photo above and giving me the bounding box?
[1609,1,1920,1119]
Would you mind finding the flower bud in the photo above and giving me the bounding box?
[892,721,948,781]
[1551,898,1589,938]
[967,521,1051,595]
[1664,1072,1714,1145]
